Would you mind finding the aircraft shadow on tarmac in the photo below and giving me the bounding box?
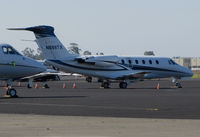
[88,87,177,90]
[0,96,87,99]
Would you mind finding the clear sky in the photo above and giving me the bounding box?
[0,0,200,57]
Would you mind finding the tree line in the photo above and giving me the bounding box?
[21,44,104,60]
[21,43,154,60]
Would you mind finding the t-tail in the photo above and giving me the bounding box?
[8,25,76,60]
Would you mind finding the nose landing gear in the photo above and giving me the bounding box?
[5,87,18,98]
[175,82,182,88]
[172,78,182,88]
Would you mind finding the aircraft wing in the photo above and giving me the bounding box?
[111,71,151,80]
[20,69,70,81]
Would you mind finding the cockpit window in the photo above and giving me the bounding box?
[2,46,8,54]
[8,47,15,54]
[2,46,21,55]
[170,59,176,65]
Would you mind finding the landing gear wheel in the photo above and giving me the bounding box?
[175,82,182,88]
[119,82,127,89]
[6,88,18,98]
[86,77,92,83]
[27,84,32,88]
[43,84,49,88]
[101,82,110,88]
[97,78,103,83]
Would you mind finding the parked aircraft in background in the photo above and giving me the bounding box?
[8,25,193,89]
[0,43,46,97]
[20,68,61,88]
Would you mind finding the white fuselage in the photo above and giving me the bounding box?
[46,56,193,80]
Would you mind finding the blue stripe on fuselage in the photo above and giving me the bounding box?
[130,65,185,74]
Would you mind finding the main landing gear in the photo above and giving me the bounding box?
[101,80,128,89]
[27,78,33,88]
[86,76,92,83]
[101,81,110,88]
[119,82,128,89]
[3,79,18,98]
[43,83,49,88]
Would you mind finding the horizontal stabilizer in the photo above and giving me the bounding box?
[7,28,27,31]
[7,26,56,38]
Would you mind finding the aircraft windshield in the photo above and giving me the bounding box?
[2,46,21,55]
[2,46,8,54]
[170,59,177,65]
[8,47,15,54]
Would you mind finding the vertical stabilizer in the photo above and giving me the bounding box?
[8,25,76,60]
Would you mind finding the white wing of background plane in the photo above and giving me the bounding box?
[106,70,151,80]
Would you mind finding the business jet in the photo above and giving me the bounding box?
[8,25,193,89]
[0,43,46,97]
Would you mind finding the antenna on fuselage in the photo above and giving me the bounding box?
[21,39,36,42]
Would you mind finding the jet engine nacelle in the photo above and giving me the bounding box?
[85,55,119,63]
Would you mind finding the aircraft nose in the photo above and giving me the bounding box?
[188,69,194,77]
[184,67,193,77]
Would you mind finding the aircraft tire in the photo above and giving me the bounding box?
[102,82,110,88]
[7,88,18,98]
[86,77,92,83]
[27,84,32,88]
[43,84,49,88]
[119,82,127,89]
[176,82,182,88]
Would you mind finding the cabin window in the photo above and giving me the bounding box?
[142,60,145,64]
[156,60,159,64]
[121,59,125,64]
[149,60,152,64]
[135,60,139,64]
[2,46,8,54]
[128,59,132,64]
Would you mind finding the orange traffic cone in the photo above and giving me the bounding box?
[156,83,160,90]
[3,86,8,90]
[35,83,38,88]
[3,83,8,90]
[63,83,66,88]
[18,82,21,87]
[73,82,76,88]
